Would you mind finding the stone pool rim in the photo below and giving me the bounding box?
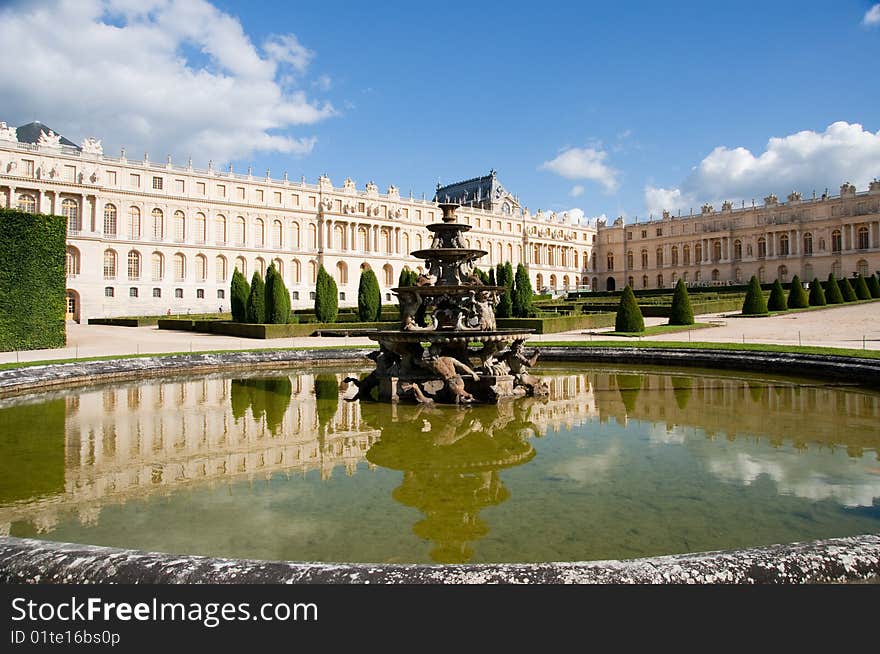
[1,345,879,584]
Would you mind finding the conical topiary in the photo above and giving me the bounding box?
[245,271,266,323]
[854,274,871,301]
[824,273,844,304]
[742,275,768,315]
[496,262,513,318]
[868,273,880,299]
[840,276,857,302]
[513,263,535,317]
[767,279,787,311]
[230,267,249,323]
[668,278,694,325]
[787,275,809,309]
[314,265,338,323]
[615,285,645,332]
[265,263,291,324]
[808,277,826,306]
[357,268,382,321]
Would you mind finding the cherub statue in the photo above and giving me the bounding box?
[495,339,548,396]
[417,348,480,404]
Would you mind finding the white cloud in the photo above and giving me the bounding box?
[0,0,335,163]
[863,3,880,26]
[540,146,619,192]
[644,121,880,216]
[569,184,585,197]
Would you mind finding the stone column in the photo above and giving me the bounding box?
[850,224,855,251]
[8,186,16,209]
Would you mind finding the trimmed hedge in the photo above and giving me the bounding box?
[246,271,266,323]
[787,275,809,309]
[767,279,787,311]
[513,263,535,317]
[497,313,615,334]
[230,268,249,323]
[162,319,396,338]
[668,278,695,325]
[615,286,645,332]
[742,276,768,315]
[868,274,880,299]
[808,278,826,306]
[315,265,338,323]
[824,274,844,304]
[840,277,857,302]
[357,268,382,322]
[265,263,291,324]
[0,209,66,351]
[854,274,871,301]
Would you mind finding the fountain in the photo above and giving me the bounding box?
[347,202,548,404]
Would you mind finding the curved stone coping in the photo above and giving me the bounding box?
[1,535,878,584]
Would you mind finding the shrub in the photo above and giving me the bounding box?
[474,268,490,284]
[767,279,787,311]
[840,276,857,302]
[245,271,266,324]
[615,285,645,332]
[357,268,382,321]
[0,208,66,350]
[854,274,871,301]
[513,263,535,317]
[868,274,880,299]
[264,263,291,324]
[824,273,844,304]
[230,268,250,323]
[741,275,768,315]
[488,267,496,285]
[668,278,694,325]
[808,277,826,306]
[314,265,338,323]
[787,275,809,309]
[496,262,513,318]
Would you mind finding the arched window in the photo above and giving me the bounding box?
[757,266,765,283]
[497,242,503,263]
[273,258,283,277]
[606,253,614,271]
[757,237,767,258]
[127,250,141,280]
[507,243,514,262]
[544,246,551,266]
[66,246,80,276]
[803,232,813,255]
[831,229,842,253]
[416,234,423,249]
[713,241,722,261]
[734,268,742,283]
[359,227,369,252]
[195,212,206,242]
[627,276,634,289]
[195,254,207,281]
[215,214,227,244]
[254,218,265,247]
[128,206,141,239]
[694,243,703,262]
[712,269,720,281]
[273,220,283,249]
[640,249,648,269]
[173,253,185,281]
[549,274,557,289]
[215,255,227,283]
[235,216,246,246]
[151,208,163,240]
[682,245,690,265]
[336,261,348,284]
[383,263,394,287]
[671,272,678,285]
[671,246,679,266]
[733,240,742,260]
[104,204,117,236]
[255,257,265,278]
[234,257,247,276]
[682,272,689,283]
[17,193,36,213]
[831,261,841,278]
[803,263,813,280]
[380,228,391,254]
[857,226,869,250]
[695,270,702,282]
[291,222,301,249]
[402,232,410,254]
[103,249,117,279]
[291,259,301,284]
[333,223,345,250]
[152,252,164,281]
[307,224,317,249]
[591,276,598,290]
[657,274,664,288]
[536,274,544,291]
[779,234,789,256]
[308,260,317,284]
[858,259,869,276]
[642,275,649,289]
[62,198,80,232]
[656,248,664,267]
[563,275,570,289]
[534,244,541,263]
[174,210,185,242]
[777,265,788,282]
[627,250,634,269]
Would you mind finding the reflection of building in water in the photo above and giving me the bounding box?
[0,372,380,535]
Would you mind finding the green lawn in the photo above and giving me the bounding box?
[604,323,715,338]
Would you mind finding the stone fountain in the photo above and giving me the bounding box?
[346,202,548,404]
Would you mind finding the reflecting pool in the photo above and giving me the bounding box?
[1,364,879,564]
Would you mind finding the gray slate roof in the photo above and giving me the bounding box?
[15,121,80,149]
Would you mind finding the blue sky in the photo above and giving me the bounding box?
[2,0,879,223]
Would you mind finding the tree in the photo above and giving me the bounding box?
[474,268,490,284]
[824,273,844,304]
[868,273,880,299]
[357,268,382,321]
[840,276,857,302]
[767,279,787,311]
[314,264,338,323]
[398,267,417,288]
[787,275,809,309]
[264,263,291,324]
[854,274,871,301]
[245,271,266,324]
[496,262,514,318]
[615,284,645,332]
[668,278,694,325]
[742,275,768,315]
[808,277,826,306]
[230,268,250,323]
[512,263,535,318]
[488,267,496,286]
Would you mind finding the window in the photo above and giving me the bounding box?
[104,204,117,236]
[683,245,690,265]
[175,179,184,193]
[657,274,664,288]
[174,253,185,281]
[733,240,742,260]
[194,212,206,242]
[195,254,206,281]
[215,256,227,282]
[757,267,765,283]
[339,292,346,301]
[777,265,788,282]
[130,287,138,298]
[152,252,164,280]
[152,176,163,190]
[803,233,813,255]
[385,293,391,301]
[104,286,114,297]
[694,243,702,262]
[336,261,348,285]
[234,257,246,276]
[196,289,204,299]
[128,206,141,238]
[641,230,647,238]
[712,269,720,282]
[858,259,869,276]
[757,237,766,258]
[292,291,299,301]
[779,234,789,256]
[103,249,117,278]
[606,253,614,271]
[128,251,141,279]
[627,251,634,268]
[23,159,34,177]
[274,192,281,204]
[216,184,226,197]
[151,208,164,240]
[292,193,300,207]
[656,228,662,237]
[309,291,316,300]
[174,210,185,241]
[236,187,245,200]
[671,246,679,266]
[217,289,225,299]
[656,248,664,267]
[857,227,869,250]
[17,193,36,213]
[62,198,80,232]
[272,220,283,249]
[256,189,264,202]
[63,165,76,181]
[196,182,206,195]
[153,288,162,298]
[215,214,227,244]
[234,216,246,245]
[291,259,301,284]
[130,173,140,188]
[66,247,80,276]
[712,241,722,261]
[255,257,265,277]
[175,288,183,299]
[107,171,117,186]
[831,230,842,253]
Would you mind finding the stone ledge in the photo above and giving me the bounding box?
[1,535,878,584]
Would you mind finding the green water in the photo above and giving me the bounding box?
[0,364,878,564]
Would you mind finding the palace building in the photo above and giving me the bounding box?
[0,120,878,321]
